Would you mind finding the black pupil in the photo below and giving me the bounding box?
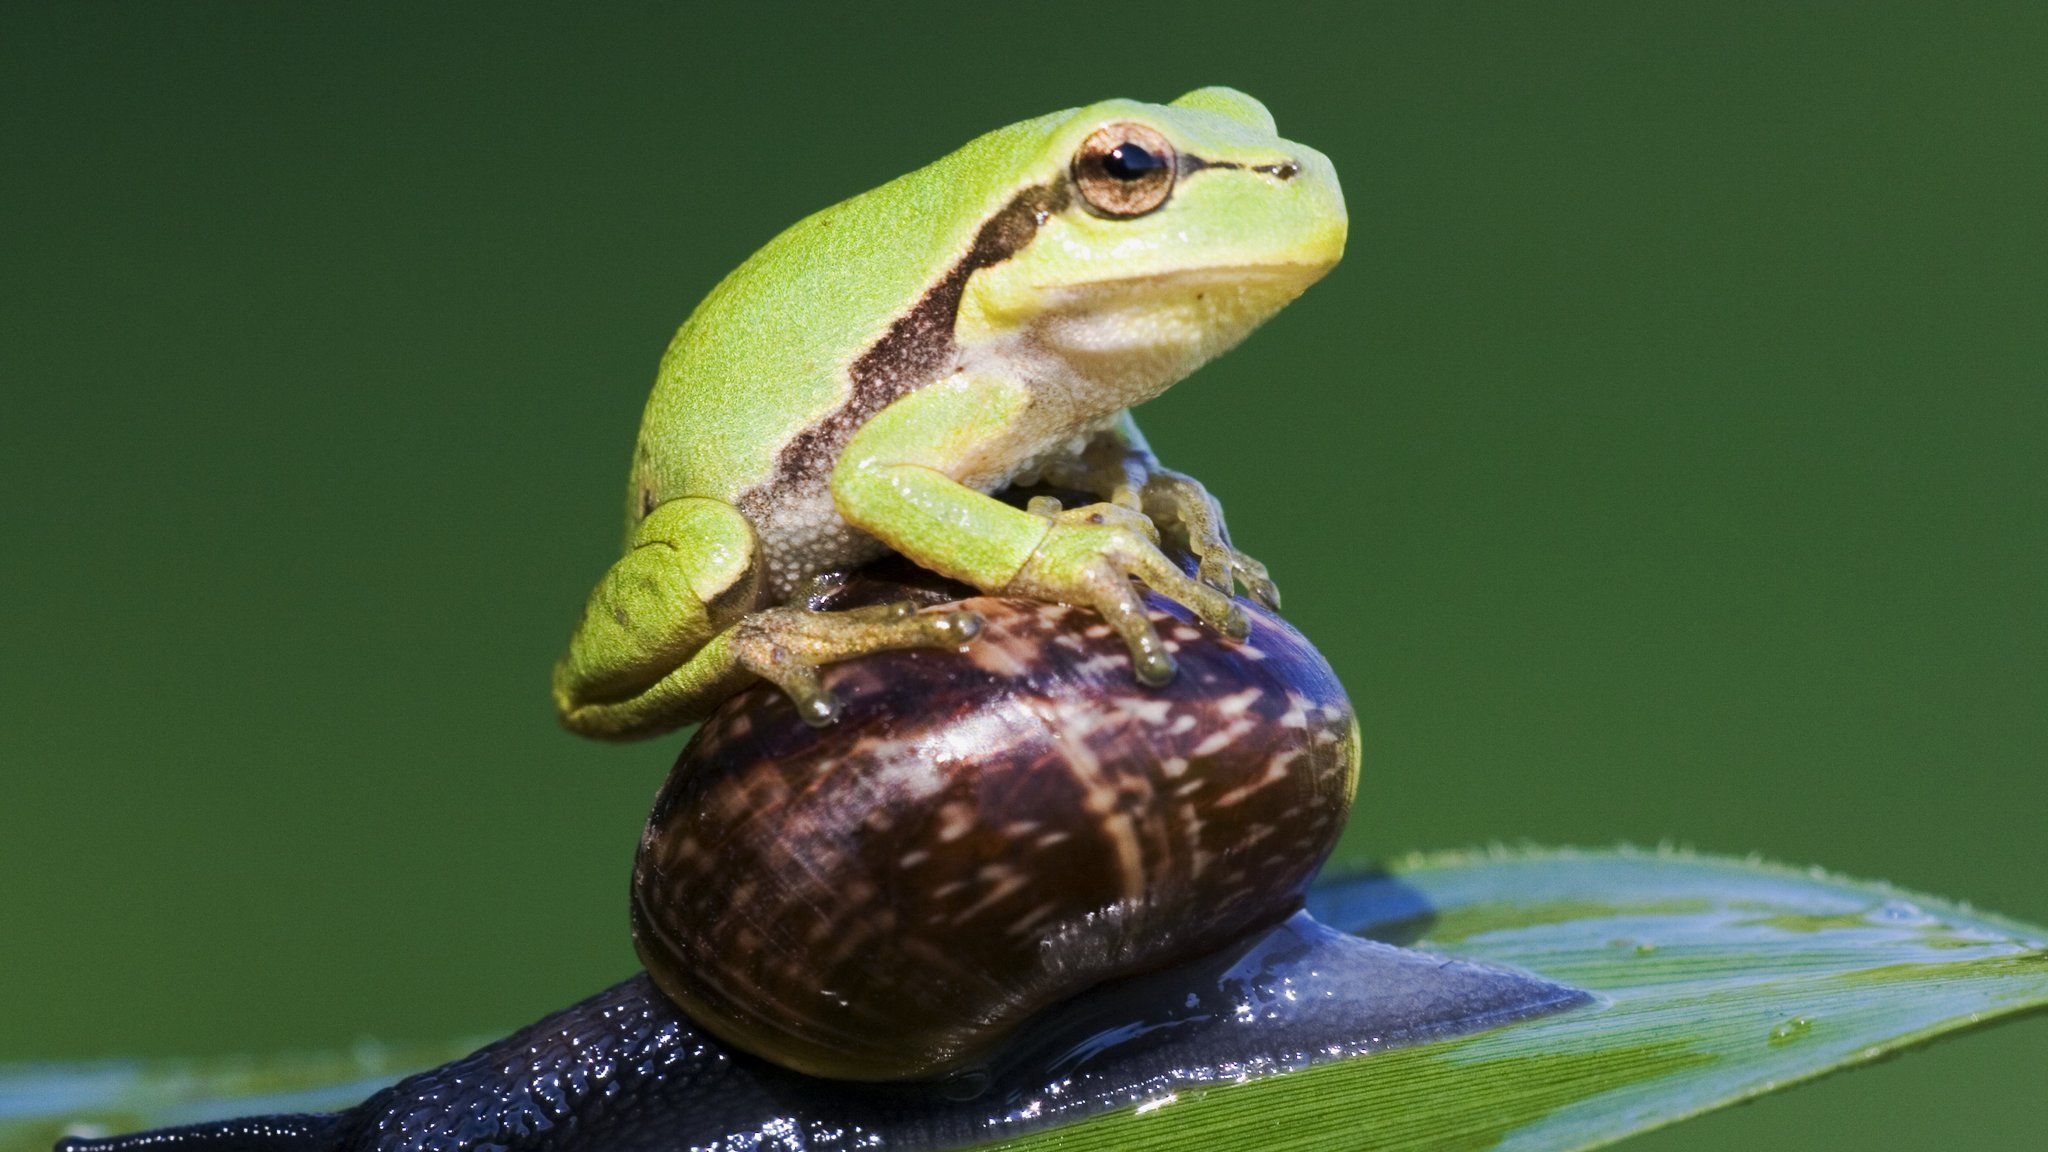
[1103,142,1164,181]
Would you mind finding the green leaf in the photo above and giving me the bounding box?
[5,848,2043,1152]
[993,847,2048,1151]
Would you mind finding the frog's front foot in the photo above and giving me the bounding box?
[732,601,983,726]
[1004,496,1249,686]
[1140,469,1281,610]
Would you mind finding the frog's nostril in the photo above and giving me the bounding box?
[1252,160,1300,181]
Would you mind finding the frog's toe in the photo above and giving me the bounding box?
[788,673,844,728]
[1071,557,1180,686]
[1090,536,1250,678]
[1221,548,1281,610]
[731,603,985,725]
[1180,524,1279,610]
[1247,575,1280,611]
[1137,471,1278,609]
[1122,543,1250,642]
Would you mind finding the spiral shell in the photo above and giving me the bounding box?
[631,583,1359,1081]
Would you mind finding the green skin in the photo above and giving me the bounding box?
[555,87,1348,737]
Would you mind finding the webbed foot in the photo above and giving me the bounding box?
[731,600,983,726]
[1141,468,1281,609]
[1003,496,1248,686]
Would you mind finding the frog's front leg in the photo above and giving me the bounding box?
[1033,413,1281,609]
[831,379,1246,687]
[552,498,981,736]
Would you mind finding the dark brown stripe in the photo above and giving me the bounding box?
[1177,154,1298,181]
[746,181,1072,509]
[1178,154,1234,177]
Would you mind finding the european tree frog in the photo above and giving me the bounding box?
[555,87,1347,737]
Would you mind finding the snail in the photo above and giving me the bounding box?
[630,559,1360,1081]
[57,561,1588,1152]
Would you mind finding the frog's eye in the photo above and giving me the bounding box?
[1072,123,1177,218]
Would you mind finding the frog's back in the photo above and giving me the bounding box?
[628,111,1068,535]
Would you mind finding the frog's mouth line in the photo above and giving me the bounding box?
[1037,262,1336,306]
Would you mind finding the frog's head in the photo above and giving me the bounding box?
[955,87,1347,402]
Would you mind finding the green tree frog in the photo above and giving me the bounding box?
[554,87,1347,738]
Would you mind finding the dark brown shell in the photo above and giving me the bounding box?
[631,587,1359,1082]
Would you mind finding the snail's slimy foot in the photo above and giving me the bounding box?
[55,910,1587,1152]
[977,910,1590,1110]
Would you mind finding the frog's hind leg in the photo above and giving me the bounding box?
[553,497,765,739]
[553,498,980,738]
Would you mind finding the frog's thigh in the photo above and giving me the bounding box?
[553,497,762,740]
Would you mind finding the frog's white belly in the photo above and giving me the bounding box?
[748,489,891,602]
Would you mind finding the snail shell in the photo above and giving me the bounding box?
[631,573,1360,1081]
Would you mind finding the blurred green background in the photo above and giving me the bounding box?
[3,3,2042,1147]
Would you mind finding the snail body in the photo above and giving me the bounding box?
[61,909,1584,1152]
[58,573,1588,1152]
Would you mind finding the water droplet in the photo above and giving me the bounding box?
[1768,1016,1815,1046]
[1874,899,1935,925]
